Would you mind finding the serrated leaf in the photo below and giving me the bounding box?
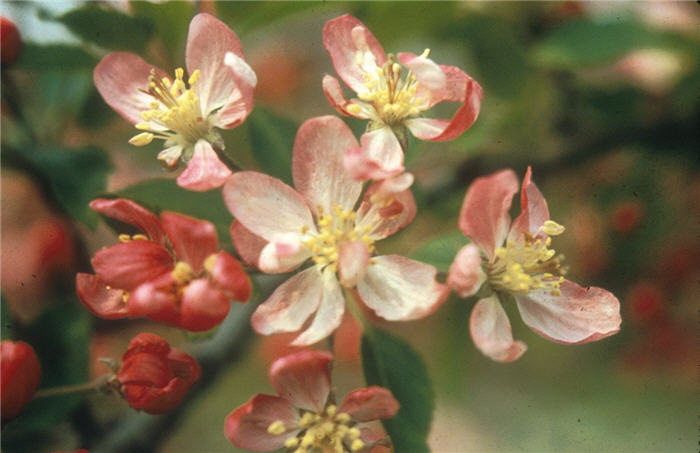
[411,231,469,273]
[14,43,98,71]
[116,178,232,242]
[247,106,297,184]
[361,327,434,453]
[54,5,154,51]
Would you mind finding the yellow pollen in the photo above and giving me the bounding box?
[488,224,567,296]
[267,420,286,435]
[172,261,194,285]
[129,132,154,146]
[351,439,365,451]
[118,233,149,242]
[203,254,217,274]
[541,220,565,236]
[284,408,359,453]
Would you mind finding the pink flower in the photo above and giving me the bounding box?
[447,167,621,362]
[225,350,398,452]
[76,198,251,331]
[94,13,257,191]
[224,116,447,346]
[322,14,482,180]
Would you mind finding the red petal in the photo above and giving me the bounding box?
[76,273,128,319]
[1,341,41,422]
[230,220,267,269]
[339,386,399,422]
[91,241,173,290]
[509,166,550,240]
[179,279,231,331]
[209,251,251,302]
[269,350,333,413]
[225,394,299,451]
[161,211,218,274]
[90,198,165,244]
[176,140,232,191]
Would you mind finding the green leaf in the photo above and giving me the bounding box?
[361,327,434,453]
[534,19,683,68]
[410,231,469,273]
[53,5,154,51]
[247,106,297,184]
[116,178,232,242]
[13,43,98,71]
[130,1,193,63]
[6,146,112,229]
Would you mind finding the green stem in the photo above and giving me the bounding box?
[33,374,113,399]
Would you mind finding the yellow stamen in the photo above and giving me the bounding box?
[171,261,194,285]
[128,132,154,147]
[267,420,286,435]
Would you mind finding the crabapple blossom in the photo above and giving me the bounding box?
[76,198,251,332]
[322,14,482,180]
[1,341,41,422]
[448,167,621,362]
[94,13,257,191]
[225,350,398,452]
[224,116,447,346]
[117,333,201,414]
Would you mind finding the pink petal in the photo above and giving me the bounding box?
[160,211,218,274]
[447,244,486,298]
[291,270,345,346]
[338,240,370,288]
[75,273,128,319]
[93,52,166,124]
[339,386,400,422]
[230,220,267,268]
[509,166,550,240]
[258,234,309,274]
[516,280,622,345]
[470,296,527,362]
[458,169,519,260]
[92,241,173,290]
[127,277,180,325]
[269,349,333,412]
[157,145,183,169]
[356,175,417,240]
[179,278,231,331]
[225,394,299,452]
[323,14,386,94]
[344,128,404,181]
[216,51,256,129]
[322,75,367,118]
[89,198,165,244]
[251,267,323,336]
[208,251,251,302]
[357,255,448,321]
[292,116,362,216]
[186,13,249,121]
[397,52,446,90]
[176,140,232,191]
[223,171,315,242]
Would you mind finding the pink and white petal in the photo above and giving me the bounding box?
[509,166,550,241]
[160,211,218,274]
[339,386,400,422]
[357,255,447,321]
[356,176,417,240]
[185,13,245,117]
[93,52,165,124]
[397,52,446,90]
[230,220,267,268]
[291,270,345,346]
[89,198,165,244]
[323,14,386,94]
[208,251,252,302]
[338,240,370,288]
[223,171,315,241]
[322,75,367,118]
[177,140,232,192]
[76,273,128,319]
[269,349,333,412]
[216,52,257,129]
[179,279,231,331]
[258,234,310,274]
[292,116,362,216]
[251,267,324,336]
[470,296,527,362]
[404,118,449,141]
[345,128,404,181]
[157,145,183,169]
[516,280,622,345]
[426,64,474,106]
[447,244,486,298]
[225,394,300,452]
[458,169,519,260]
[92,241,173,290]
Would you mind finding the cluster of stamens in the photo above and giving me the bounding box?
[129,68,206,148]
[347,50,430,126]
[488,222,567,297]
[303,205,375,273]
[267,405,365,453]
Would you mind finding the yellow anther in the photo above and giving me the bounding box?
[351,439,365,451]
[284,437,300,448]
[188,69,200,85]
[541,220,566,236]
[347,104,363,115]
[419,48,431,58]
[174,67,184,79]
[300,412,315,427]
[335,413,351,424]
[172,261,194,285]
[300,433,314,447]
[347,427,361,438]
[203,254,217,273]
[132,234,148,241]
[326,405,337,416]
[267,420,286,435]
[392,63,401,73]
[128,132,155,146]
[118,234,132,243]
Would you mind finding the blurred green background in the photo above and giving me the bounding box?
[1,1,697,452]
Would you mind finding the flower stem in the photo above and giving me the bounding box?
[211,136,242,172]
[33,374,114,399]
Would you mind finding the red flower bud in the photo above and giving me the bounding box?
[117,333,201,414]
[611,200,644,235]
[1,16,21,66]
[1,340,41,422]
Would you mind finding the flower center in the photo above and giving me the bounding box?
[267,405,365,453]
[348,51,430,127]
[303,205,375,273]
[488,221,567,296]
[129,68,208,149]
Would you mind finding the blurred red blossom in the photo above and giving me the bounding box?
[1,340,41,422]
[1,16,21,65]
